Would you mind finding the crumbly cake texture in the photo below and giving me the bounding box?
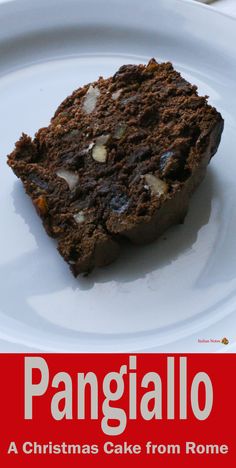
[8,59,224,276]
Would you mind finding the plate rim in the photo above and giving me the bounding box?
[178,0,236,22]
[1,0,236,24]
[0,0,235,353]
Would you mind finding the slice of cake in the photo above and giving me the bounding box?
[7,59,224,275]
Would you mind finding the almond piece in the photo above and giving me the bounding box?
[144,174,168,195]
[73,211,85,224]
[92,135,110,163]
[83,85,100,114]
[112,89,123,100]
[56,169,79,190]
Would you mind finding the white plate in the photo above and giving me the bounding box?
[0,0,236,353]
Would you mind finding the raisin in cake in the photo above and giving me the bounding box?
[7,59,224,275]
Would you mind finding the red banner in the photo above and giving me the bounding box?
[0,354,235,467]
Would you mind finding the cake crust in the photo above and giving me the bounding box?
[7,59,224,275]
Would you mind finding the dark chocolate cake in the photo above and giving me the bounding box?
[8,59,224,275]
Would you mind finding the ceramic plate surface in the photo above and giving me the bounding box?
[0,0,236,352]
